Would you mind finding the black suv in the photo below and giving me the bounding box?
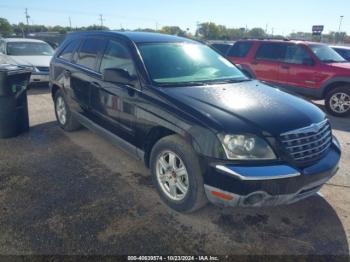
[50,32,341,212]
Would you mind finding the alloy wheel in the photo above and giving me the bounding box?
[330,92,350,114]
[156,151,189,201]
[56,96,67,125]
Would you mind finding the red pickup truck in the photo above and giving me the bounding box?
[226,40,350,117]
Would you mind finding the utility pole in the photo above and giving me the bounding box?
[25,8,30,26]
[24,8,30,37]
[338,15,344,43]
[99,14,104,28]
[69,17,72,29]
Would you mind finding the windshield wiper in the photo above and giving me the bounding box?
[157,78,252,87]
[158,81,209,87]
[209,78,251,84]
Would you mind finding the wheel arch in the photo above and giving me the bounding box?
[143,126,176,168]
[143,125,224,168]
[51,83,61,99]
[321,78,350,97]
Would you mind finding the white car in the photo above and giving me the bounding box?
[0,38,54,85]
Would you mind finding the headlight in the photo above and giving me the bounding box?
[218,134,276,160]
[18,65,35,72]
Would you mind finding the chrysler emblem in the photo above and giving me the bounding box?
[309,123,320,133]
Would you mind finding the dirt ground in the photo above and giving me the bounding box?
[0,86,349,256]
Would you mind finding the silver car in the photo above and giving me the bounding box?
[0,38,54,85]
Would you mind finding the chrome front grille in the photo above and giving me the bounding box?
[280,120,332,164]
[36,66,49,73]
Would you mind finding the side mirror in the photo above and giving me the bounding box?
[302,58,315,66]
[103,68,135,86]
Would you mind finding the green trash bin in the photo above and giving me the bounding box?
[0,65,31,138]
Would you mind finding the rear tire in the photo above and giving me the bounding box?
[54,90,81,131]
[325,86,350,117]
[150,135,208,213]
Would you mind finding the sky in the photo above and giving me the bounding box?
[0,0,349,36]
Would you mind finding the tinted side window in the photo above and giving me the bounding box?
[76,38,107,70]
[255,43,286,61]
[99,40,136,76]
[228,42,253,57]
[335,48,350,59]
[58,39,80,61]
[284,45,311,64]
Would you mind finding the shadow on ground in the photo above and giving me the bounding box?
[0,122,348,256]
[311,102,350,133]
[27,85,50,96]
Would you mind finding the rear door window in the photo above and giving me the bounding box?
[58,39,81,61]
[227,42,253,57]
[255,43,286,61]
[76,38,107,70]
[284,45,311,64]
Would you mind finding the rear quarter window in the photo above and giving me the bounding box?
[227,42,252,57]
[255,43,286,61]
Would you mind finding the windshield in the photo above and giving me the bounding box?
[334,48,350,60]
[137,42,248,86]
[7,42,54,56]
[309,44,346,63]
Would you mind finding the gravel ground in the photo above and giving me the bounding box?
[0,86,349,256]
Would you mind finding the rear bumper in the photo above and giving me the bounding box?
[204,139,341,207]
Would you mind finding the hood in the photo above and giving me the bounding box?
[7,55,52,67]
[163,80,325,136]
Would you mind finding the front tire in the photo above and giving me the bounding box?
[54,90,81,131]
[150,135,208,213]
[325,87,350,117]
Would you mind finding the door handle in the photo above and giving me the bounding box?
[64,70,71,77]
[251,60,258,65]
[91,81,101,88]
[281,65,290,69]
[122,85,136,96]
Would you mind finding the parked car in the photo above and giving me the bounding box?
[331,45,350,61]
[226,40,350,117]
[209,42,234,56]
[50,32,341,212]
[0,38,54,85]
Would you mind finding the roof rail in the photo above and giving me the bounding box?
[242,37,290,41]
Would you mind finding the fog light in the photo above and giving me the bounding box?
[243,192,265,206]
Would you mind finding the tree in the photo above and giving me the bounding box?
[160,26,186,36]
[0,17,13,37]
[196,22,221,39]
[226,28,245,40]
[134,28,156,33]
[247,27,266,39]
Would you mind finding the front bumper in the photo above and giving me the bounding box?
[204,140,341,207]
[30,72,49,83]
